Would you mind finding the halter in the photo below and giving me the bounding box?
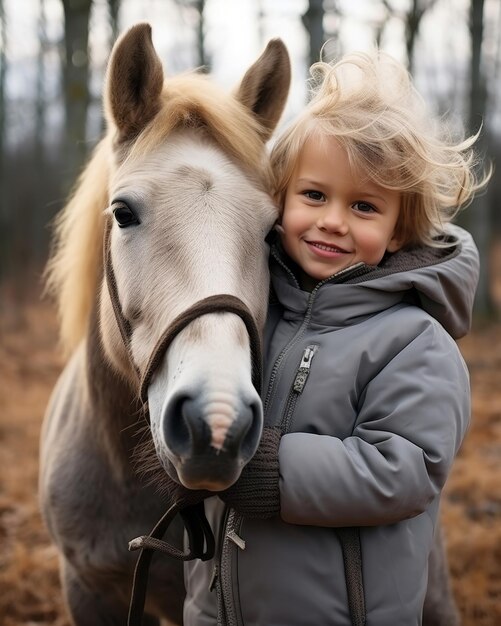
[103,218,263,404]
[103,218,264,626]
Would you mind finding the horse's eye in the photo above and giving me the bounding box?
[113,203,140,228]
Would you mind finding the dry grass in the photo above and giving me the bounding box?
[446,326,501,624]
[0,291,68,626]
[1,271,500,625]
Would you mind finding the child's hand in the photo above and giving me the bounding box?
[219,427,282,519]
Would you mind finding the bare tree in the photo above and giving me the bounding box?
[382,0,438,74]
[0,0,4,160]
[374,2,392,48]
[468,0,487,136]
[465,0,495,317]
[194,0,209,70]
[61,0,93,186]
[174,0,209,71]
[107,0,120,46]
[302,0,325,68]
[36,0,47,153]
[490,0,501,234]
[0,0,7,281]
[31,0,51,261]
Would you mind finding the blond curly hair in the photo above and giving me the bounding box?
[271,51,489,248]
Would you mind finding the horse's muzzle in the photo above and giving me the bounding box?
[161,390,263,490]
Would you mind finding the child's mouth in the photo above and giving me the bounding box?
[306,240,349,257]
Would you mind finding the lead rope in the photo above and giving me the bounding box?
[336,527,366,626]
[127,501,215,626]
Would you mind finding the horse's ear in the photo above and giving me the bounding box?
[104,23,164,143]
[235,39,291,142]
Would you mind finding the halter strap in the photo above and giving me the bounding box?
[139,293,263,404]
[103,218,263,402]
[103,220,130,344]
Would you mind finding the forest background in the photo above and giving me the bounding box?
[1,1,500,625]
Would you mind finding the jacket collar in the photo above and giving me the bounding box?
[269,225,477,338]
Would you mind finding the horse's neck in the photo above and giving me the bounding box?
[85,297,145,475]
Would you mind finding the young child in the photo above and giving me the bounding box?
[182,52,486,625]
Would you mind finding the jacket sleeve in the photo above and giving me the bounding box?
[278,322,470,527]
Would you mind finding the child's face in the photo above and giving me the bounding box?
[281,136,401,289]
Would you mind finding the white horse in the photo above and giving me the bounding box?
[40,23,290,625]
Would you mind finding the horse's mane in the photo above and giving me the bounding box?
[45,72,274,355]
[45,136,110,355]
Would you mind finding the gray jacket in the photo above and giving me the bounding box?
[184,225,478,626]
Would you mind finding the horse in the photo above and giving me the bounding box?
[40,22,290,625]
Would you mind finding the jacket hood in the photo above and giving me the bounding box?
[269,224,479,339]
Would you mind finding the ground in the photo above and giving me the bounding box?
[1,277,500,625]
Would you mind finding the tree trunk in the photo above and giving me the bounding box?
[302,0,325,69]
[381,0,437,75]
[107,0,120,46]
[463,0,494,318]
[405,0,421,75]
[61,0,92,190]
[0,0,8,283]
[490,0,501,235]
[194,0,209,71]
[33,0,48,263]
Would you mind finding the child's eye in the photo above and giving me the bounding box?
[303,190,325,202]
[353,201,377,214]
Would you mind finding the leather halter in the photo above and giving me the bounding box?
[103,218,263,405]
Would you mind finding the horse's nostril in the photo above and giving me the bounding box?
[225,399,263,462]
[241,399,263,460]
[163,394,211,458]
[163,394,192,457]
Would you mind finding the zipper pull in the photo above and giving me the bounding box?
[209,563,219,592]
[293,345,318,393]
[227,529,246,550]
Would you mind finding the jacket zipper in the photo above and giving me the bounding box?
[217,346,319,623]
[211,506,246,626]
[216,256,370,624]
[210,506,228,624]
[217,508,245,626]
[263,255,366,418]
[280,344,318,432]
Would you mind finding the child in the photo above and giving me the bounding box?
[182,52,486,625]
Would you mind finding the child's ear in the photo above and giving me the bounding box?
[387,235,403,253]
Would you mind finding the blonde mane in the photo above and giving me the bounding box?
[45,72,273,355]
[45,136,111,355]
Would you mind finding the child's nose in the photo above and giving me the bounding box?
[317,203,348,234]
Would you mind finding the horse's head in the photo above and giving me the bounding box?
[100,24,290,490]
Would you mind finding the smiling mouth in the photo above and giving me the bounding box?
[307,241,349,253]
